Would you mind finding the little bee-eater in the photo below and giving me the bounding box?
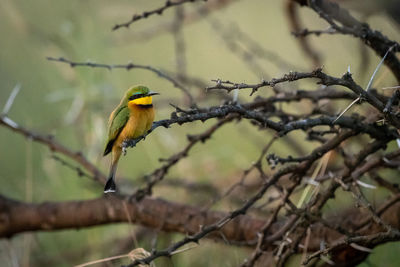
[103,85,159,193]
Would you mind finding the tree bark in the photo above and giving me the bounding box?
[0,194,264,244]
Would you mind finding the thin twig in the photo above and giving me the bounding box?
[47,57,195,106]
[112,0,207,31]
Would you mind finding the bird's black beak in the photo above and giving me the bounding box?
[147,91,160,96]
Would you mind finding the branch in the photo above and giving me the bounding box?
[126,0,239,41]
[207,68,400,128]
[291,0,400,82]
[112,0,207,31]
[125,129,364,266]
[303,230,400,265]
[0,194,262,242]
[285,0,321,67]
[124,104,396,152]
[2,192,398,253]
[46,57,195,106]
[292,27,336,37]
[1,147,399,266]
[133,116,235,200]
[0,115,105,184]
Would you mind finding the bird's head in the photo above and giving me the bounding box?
[124,85,159,106]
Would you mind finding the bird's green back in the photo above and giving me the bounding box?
[103,104,130,156]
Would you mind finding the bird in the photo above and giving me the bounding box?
[103,85,159,193]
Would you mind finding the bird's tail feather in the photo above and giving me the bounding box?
[104,148,120,193]
[104,177,116,193]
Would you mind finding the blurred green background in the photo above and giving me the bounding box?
[0,0,399,266]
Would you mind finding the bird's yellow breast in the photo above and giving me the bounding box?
[116,104,155,147]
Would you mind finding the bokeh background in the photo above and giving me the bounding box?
[0,0,399,266]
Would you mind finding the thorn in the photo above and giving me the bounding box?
[366,44,395,92]
[2,84,21,115]
[333,97,360,123]
[2,116,19,129]
[356,180,376,189]
[382,85,400,90]
[232,88,239,102]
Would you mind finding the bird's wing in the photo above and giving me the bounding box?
[103,105,130,156]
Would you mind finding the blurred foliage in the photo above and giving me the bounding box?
[0,0,399,266]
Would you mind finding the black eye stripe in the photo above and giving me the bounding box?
[129,94,145,100]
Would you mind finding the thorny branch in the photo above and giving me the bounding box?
[112,0,208,31]
[290,0,400,83]
[0,114,105,184]
[208,68,400,128]
[46,57,195,107]
[123,0,239,41]
[132,115,235,201]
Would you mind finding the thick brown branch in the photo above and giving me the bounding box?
[1,193,400,266]
[0,194,263,242]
